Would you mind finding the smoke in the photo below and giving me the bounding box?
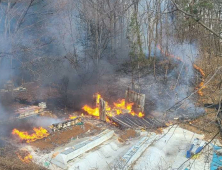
[28,117,63,127]
[120,39,205,120]
[0,0,206,148]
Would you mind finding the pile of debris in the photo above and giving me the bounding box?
[91,89,165,129]
[16,102,47,119]
[0,80,26,93]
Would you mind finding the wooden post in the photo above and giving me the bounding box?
[99,98,106,122]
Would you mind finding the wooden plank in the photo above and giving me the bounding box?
[125,88,145,112]
[99,98,106,122]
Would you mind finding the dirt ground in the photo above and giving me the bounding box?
[0,145,46,170]
[178,55,222,143]
[118,129,137,142]
[0,157,46,170]
[179,108,221,142]
[30,122,101,150]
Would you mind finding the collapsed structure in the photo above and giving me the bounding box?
[50,117,83,132]
[96,90,161,129]
[16,102,47,119]
[0,80,26,93]
[98,89,146,122]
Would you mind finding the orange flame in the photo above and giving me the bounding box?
[12,127,49,143]
[157,44,206,96]
[193,64,205,77]
[106,117,118,126]
[193,64,205,96]
[82,94,145,119]
[16,153,33,163]
[157,45,183,62]
[82,93,102,117]
[113,99,136,116]
[96,94,101,106]
[82,105,99,117]
[138,112,145,118]
[69,115,77,119]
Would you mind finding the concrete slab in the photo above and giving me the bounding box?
[67,137,140,170]
[133,126,205,170]
[114,133,158,170]
[51,129,114,169]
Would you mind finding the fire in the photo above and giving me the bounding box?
[157,45,183,62]
[106,117,118,126]
[69,115,77,119]
[82,94,145,119]
[96,93,101,106]
[193,64,205,96]
[82,93,101,117]
[138,112,145,118]
[165,122,173,126]
[12,127,49,143]
[114,99,134,115]
[16,153,33,163]
[82,105,99,117]
[114,99,126,108]
[157,44,206,96]
[193,64,205,77]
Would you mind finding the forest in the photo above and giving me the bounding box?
[0,0,222,169]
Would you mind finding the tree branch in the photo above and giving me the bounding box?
[171,0,222,40]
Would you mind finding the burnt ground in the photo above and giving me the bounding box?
[30,122,102,151]
[0,145,46,170]
[178,109,221,142]
[118,129,137,143]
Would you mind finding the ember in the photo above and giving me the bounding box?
[157,44,183,62]
[69,115,77,120]
[16,152,33,163]
[12,127,49,143]
[193,64,205,96]
[138,112,145,118]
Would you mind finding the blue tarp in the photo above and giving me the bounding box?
[185,145,222,170]
[195,146,203,154]
[210,145,222,170]
[186,145,203,158]
[186,144,194,158]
